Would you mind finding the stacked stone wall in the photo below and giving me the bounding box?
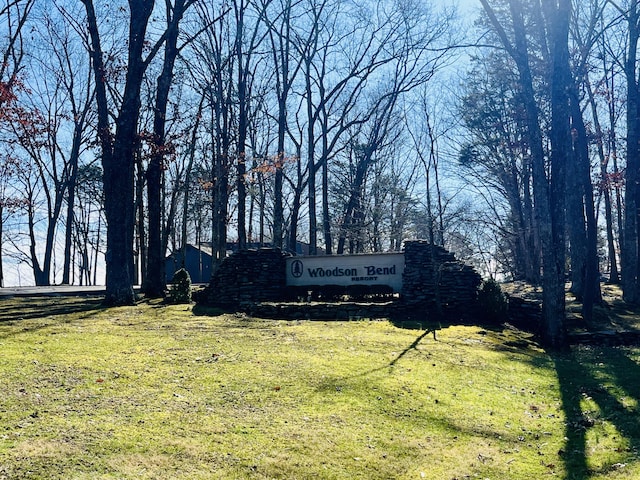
[198,242,483,321]
[198,248,287,309]
[401,241,482,320]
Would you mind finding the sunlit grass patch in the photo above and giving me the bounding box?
[0,296,639,479]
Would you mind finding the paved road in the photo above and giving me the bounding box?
[0,285,107,297]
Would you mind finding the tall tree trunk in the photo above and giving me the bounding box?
[337,146,373,254]
[135,153,146,287]
[306,58,318,256]
[236,0,248,251]
[481,0,567,348]
[569,82,601,321]
[144,0,189,298]
[586,73,619,283]
[544,0,570,348]
[268,0,301,250]
[27,201,46,285]
[0,206,3,287]
[259,169,266,243]
[41,195,65,286]
[273,102,286,250]
[321,114,332,254]
[62,114,85,284]
[82,0,154,305]
[623,0,640,303]
[210,87,230,271]
[62,169,77,285]
[180,99,202,269]
[566,134,587,298]
[288,144,304,253]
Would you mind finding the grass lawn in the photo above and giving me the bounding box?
[0,296,639,479]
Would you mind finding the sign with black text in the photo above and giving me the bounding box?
[286,253,404,292]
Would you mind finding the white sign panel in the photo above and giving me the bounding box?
[286,253,405,292]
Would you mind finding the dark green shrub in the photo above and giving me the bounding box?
[318,284,345,301]
[369,285,394,297]
[345,284,368,300]
[477,278,508,324]
[191,286,206,304]
[283,286,308,302]
[170,268,192,304]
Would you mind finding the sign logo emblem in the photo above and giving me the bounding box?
[291,259,304,278]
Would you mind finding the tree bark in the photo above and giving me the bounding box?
[210,86,230,271]
[568,82,601,321]
[82,0,154,305]
[544,0,570,348]
[623,0,640,303]
[235,0,248,251]
[144,0,191,298]
[337,145,373,255]
[267,0,302,250]
[0,205,3,287]
[480,0,567,348]
[62,122,82,285]
[586,72,619,284]
[322,142,332,254]
[135,152,146,287]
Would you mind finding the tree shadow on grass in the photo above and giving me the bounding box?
[554,346,640,479]
[388,327,437,366]
[191,304,230,318]
[315,325,441,387]
[0,296,106,322]
[0,296,107,339]
[426,316,640,479]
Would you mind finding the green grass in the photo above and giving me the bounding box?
[0,296,639,479]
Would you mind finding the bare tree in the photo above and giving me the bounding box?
[262,0,305,249]
[0,0,33,87]
[458,53,539,282]
[0,0,34,286]
[577,0,621,284]
[143,0,198,298]
[36,4,96,286]
[233,0,270,250]
[336,95,400,254]
[187,2,235,271]
[7,65,68,285]
[295,0,455,254]
[2,1,98,286]
[81,0,156,305]
[73,163,104,285]
[479,0,567,348]
[611,0,640,303]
